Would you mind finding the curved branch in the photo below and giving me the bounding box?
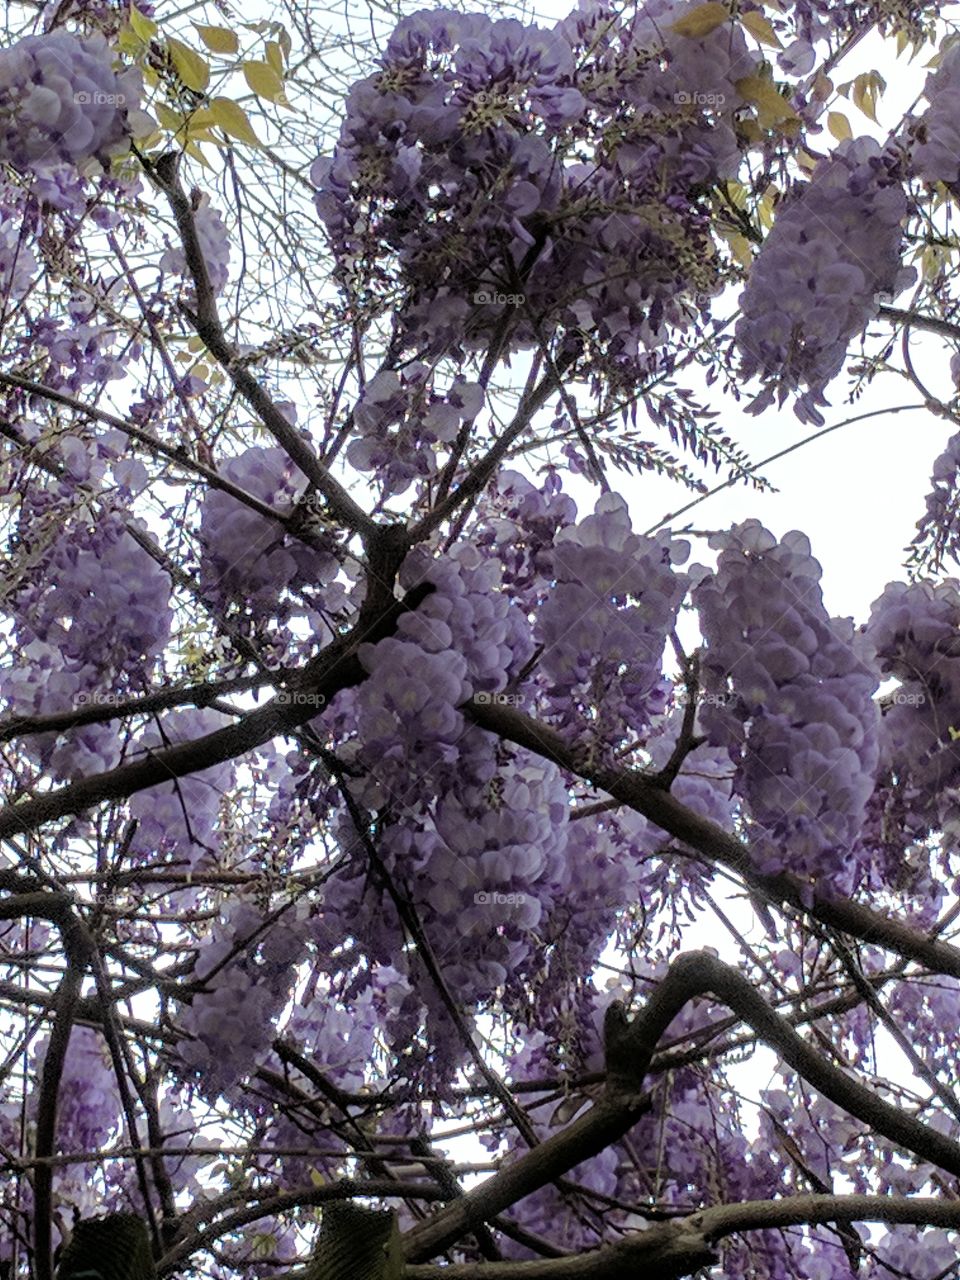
[153,161,377,541]
[404,948,960,1262]
[31,910,96,1280]
[402,1194,960,1280]
[612,951,960,1179]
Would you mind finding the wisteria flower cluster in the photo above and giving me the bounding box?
[0,31,141,205]
[736,137,916,424]
[176,896,310,1097]
[160,194,231,299]
[126,708,236,871]
[313,1,759,372]
[693,520,880,889]
[199,444,343,628]
[862,578,960,845]
[536,492,688,753]
[348,364,483,498]
[910,39,960,189]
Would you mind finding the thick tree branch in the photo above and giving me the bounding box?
[401,1093,651,1263]
[402,1194,960,1280]
[31,908,96,1280]
[466,700,960,979]
[0,584,432,839]
[611,951,960,1179]
[0,673,269,745]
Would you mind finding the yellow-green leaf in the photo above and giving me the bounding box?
[278,26,292,62]
[209,96,262,145]
[739,10,782,48]
[265,40,284,75]
[195,24,239,55]
[242,59,287,104]
[758,184,778,228]
[129,3,157,40]
[168,38,210,93]
[735,73,798,129]
[156,102,186,131]
[185,140,211,167]
[827,111,852,141]
[719,228,753,268]
[852,72,878,123]
[725,179,747,208]
[671,1,729,38]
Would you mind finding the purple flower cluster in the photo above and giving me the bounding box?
[913,426,960,567]
[862,578,960,841]
[160,194,231,299]
[16,511,172,671]
[693,521,880,889]
[348,365,483,498]
[199,445,342,622]
[911,41,960,189]
[177,896,309,1097]
[0,186,36,298]
[536,492,688,752]
[0,510,173,778]
[126,709,236,871]
[349,541,534,804]
[313,2,757,368]
[475,468,577,598]
[0,31,141,203]
[736,138,916,425]
[285,964,414,1095]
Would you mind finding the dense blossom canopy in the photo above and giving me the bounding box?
[3,0,960,1279]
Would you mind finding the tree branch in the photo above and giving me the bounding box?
[465,700,960,980]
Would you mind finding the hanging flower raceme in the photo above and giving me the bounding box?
[0,31,142,204]
[159,194,231,299]
[313,1,760,371]
[910,39,960,190]
[693,521,881,891]
[735,137,916,425]
[535,492,689,754]
[862,578,960,845]
[176,896,310,1098]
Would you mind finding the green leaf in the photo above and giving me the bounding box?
[739,9,783,48]
[195,24,239,55]
[209,96,262,145]
[128,4,157,40]
[851,72,881,123]
[671,1,729,37]
[168,38,210,93]
[56,1214,156,1280]
[242,59,288,105]
[301,1204,402,1280]
[265,40,284,75]
[155,102,186,131]
[827,111,852,141]
[735,73,798,129]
